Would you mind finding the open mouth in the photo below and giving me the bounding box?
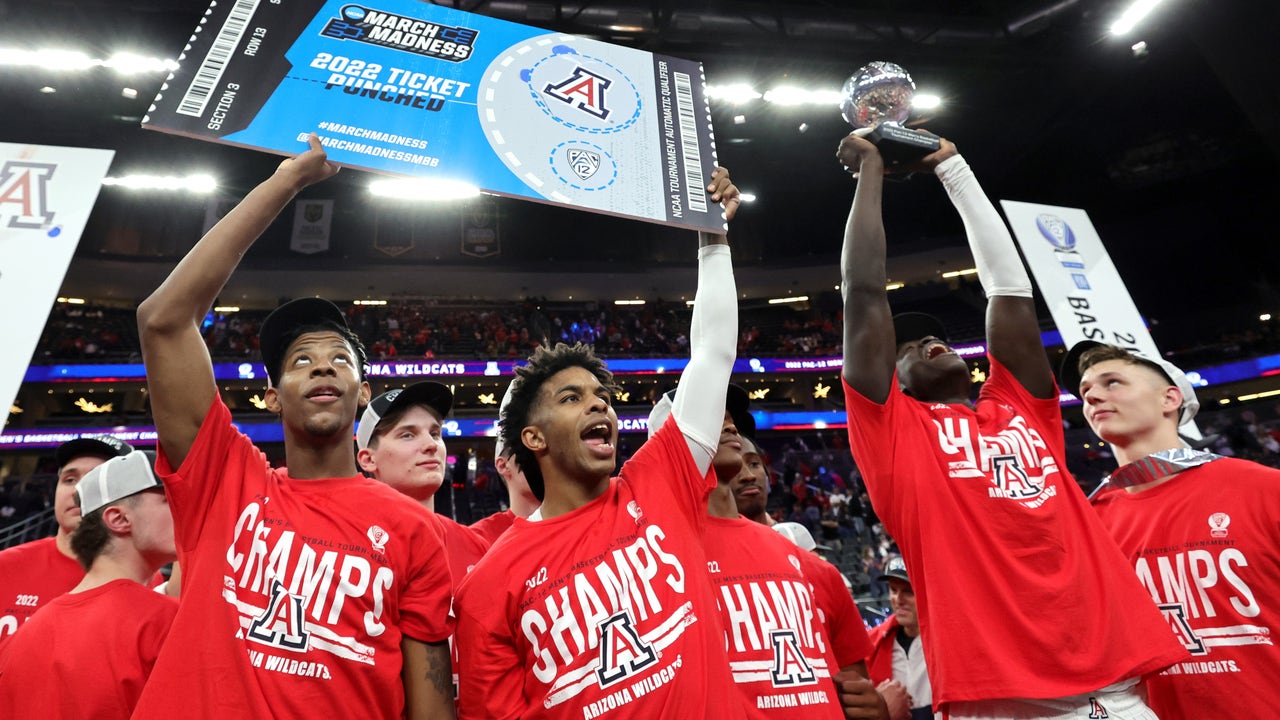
[581,422,614,450]
[924,341,951,360]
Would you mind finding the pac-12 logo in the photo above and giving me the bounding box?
[596,611,658,686]
[0,161,57,229]
[566,148,601,180]
[1035,213,1075,250]
[544,65,612,120]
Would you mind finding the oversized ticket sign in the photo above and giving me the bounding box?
[0,143,115,431]
[1000,199,1201,436]
[144,0,724,232]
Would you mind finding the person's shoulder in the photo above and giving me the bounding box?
[0,536,54,564]
[867,615,897,645]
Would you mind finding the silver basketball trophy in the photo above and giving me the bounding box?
[840,61,941,166]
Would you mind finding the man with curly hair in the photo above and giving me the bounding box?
[453,168,753,719]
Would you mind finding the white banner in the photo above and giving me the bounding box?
[291,199,332,255]
[1000,200,1200,437]
[0,142,115,430]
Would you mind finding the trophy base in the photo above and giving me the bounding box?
[868,123,942,165]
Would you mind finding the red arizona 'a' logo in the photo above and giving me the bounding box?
[0,161,57,229]
[770,629,817,687]
[596,611,657,686]
[544,67,612,120]
[247,579,310,652]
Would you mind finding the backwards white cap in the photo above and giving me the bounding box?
[75,450,161,515]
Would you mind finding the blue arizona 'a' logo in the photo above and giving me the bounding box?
[544,67,612,120]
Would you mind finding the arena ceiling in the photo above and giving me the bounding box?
[2,0,1277,345]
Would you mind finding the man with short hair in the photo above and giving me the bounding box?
[0,450,178,718]
[1064,341,1280,718]
[835,129,1186,717]
[865,556,936,720]
[357,381,492,584]
[732,431,775,526]
[133,136,455,719]
[452,169,752,718]
[0,434,132,644]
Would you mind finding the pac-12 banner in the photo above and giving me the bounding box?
[144,0,724,232]
[1000,200,1201,435]
[0,143,115,430]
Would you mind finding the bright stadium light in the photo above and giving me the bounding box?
[1110,0,1166,35]
[912,94,942,110]
[103,52,179,74]
[762,86,842,107]
[102,174,217,192]
[705,83,763,104]
[369,178,480,201]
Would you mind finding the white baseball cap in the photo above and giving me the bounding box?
[773,522,832,552]
[1060,341,1200,426]
[76,450,162,515]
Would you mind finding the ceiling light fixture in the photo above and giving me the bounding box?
[941,268,979,278]
[102,174,217,192]
[767,296,809,305]
[1110,0,1166,35]
[369,177,480,200]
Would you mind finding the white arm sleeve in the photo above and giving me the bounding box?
[935,154,1033,299]
[672,244,736,474]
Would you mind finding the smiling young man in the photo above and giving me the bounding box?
[1063,342,1280,718]
[0,435,132,647]
[0,450,177,718]
[133,136,455,720]
[865,556,935,720]
[357,381,492,586]
[452,169,751,719]
[835,130,1185,718]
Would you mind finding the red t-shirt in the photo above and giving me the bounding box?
[453,417,749,720]
[0,536,83,646]
[704,515,842,718]
[0,579,177,718]
[798,552,871,670]
[132,398,454,719]
[439,514,493,590]
[470,509,516,545]
[842,359,1186,707]
[1091,458,1280,718]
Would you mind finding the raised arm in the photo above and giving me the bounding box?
[932,148,1054,398]
[837,133,896,403]
[671,167,740,474]
[137,135,338,467]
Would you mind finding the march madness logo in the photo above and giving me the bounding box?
[322,5,478,62]
[0,161,57,229]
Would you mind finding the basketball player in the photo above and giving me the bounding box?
[1065,341,1280,718]
[0,435,132,646]
[0,450,177,718]
[452,169,753,718]
[835,130,1186,717]
[133,135,455,719]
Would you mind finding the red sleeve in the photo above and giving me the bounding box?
[397,509,456,644]
[812,558,872,668]
[155,396,266,552]
[617,415,715,531]
[453,588,525,720]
